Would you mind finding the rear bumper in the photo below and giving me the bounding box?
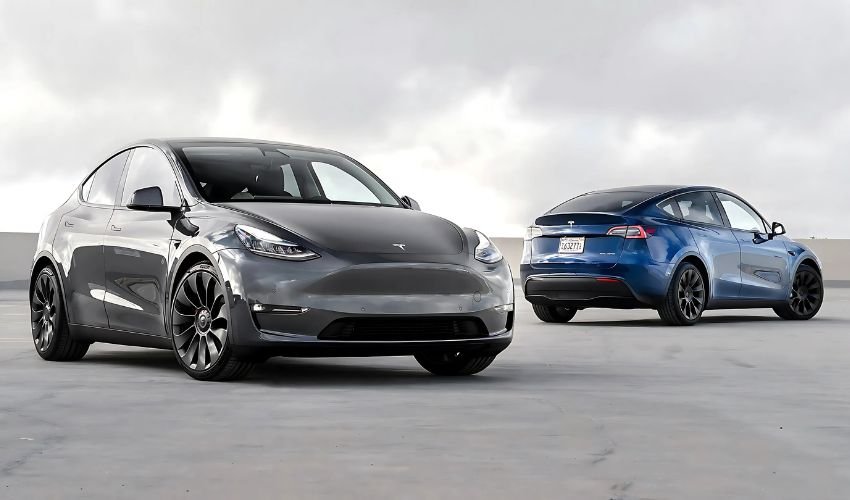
[520,260,671,308]
[523,275,643,309]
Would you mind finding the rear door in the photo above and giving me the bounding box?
[714,192,789,301]
[670,191,741,300]
[103,147,181,336]
[57,151,130,328]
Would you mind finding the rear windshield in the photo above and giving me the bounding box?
[173,143,401,207]
[549,191,653,214]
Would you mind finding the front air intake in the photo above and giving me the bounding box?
[318,317,488,341]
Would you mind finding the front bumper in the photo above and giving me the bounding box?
[214,249,514,358]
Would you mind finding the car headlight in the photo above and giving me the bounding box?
[235,225,319,261]
[473,230,503,264]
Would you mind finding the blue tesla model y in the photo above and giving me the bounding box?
[521,186,824,326]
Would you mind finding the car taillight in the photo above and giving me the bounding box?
[607,225,654,239]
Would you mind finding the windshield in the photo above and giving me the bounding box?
[549,191,654,213]
[173,143,401,206]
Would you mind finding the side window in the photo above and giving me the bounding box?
[85,151,130,206]
[716,192,766,233]
[81,174,95,201]
[673,191,723,225]
[281,163,301,197]
[120,147,181,207]
[312,162,380,203]
[657,198,679,218]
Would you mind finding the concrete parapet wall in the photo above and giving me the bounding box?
[1,233,846,286]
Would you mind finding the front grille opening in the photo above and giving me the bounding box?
[318,317,488,341]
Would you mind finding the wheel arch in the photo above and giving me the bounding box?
[171,253,211,292]
[29,252,72,322]
[166,247,216,337]
[166,245,238,325]
[30,254,55,291]
[796,257,821,276]
[168,245,221,302]
[674,253,710,300]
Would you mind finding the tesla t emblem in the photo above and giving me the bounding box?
[568,220,575,227]
[393,243,406,251]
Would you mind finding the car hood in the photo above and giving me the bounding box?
[219,202,465,255]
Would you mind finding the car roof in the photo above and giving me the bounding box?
[136,137,343,156]
[589,185,736,197]
[573,185,745,215]
[589,185,686,194]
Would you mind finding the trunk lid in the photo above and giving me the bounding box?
[530,213,629,271]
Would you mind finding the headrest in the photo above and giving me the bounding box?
[249,163,286,196]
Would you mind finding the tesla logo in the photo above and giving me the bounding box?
[393,243,406,251]
[568,220,575,227]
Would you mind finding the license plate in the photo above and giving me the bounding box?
[558,236,585,254]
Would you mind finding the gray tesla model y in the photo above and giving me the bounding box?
[30,138,513,380]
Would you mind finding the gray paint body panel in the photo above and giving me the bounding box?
[26,138,514,359]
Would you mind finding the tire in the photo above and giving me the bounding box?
[658,262,706,326]
[170,263,255,381]
[773,264,823,320]
[415,351,496,376]
[30,266,90,361]
[532,304,578,323]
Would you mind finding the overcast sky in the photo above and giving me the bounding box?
[1,0,847,237]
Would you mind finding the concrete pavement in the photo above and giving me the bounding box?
[1,288,849,499]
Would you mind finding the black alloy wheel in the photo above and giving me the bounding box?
[170,263,254,381]
[658,262,706,326]
[31,272,56,353]
[774,264,824,320]
[30,266,89,361]
[677,267,706,321]
[531,304,578,323]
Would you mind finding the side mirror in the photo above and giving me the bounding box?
[127,186,179,212]
[770,221,786,238]
[400,195,421,211]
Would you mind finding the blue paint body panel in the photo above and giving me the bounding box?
[521,185,822,310]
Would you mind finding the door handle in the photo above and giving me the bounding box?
[64,220,74,228]
[110,225,122,232]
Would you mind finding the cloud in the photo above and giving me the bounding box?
[0,0,847,237]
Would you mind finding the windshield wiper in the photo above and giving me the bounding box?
[219,197,398,207]
[220,196,332,203]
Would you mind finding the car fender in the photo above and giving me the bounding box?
[166,243,235,324]
[168,242,230,292]
[662,221,705,290]
[665,248,710,293]
[786,242,824,278]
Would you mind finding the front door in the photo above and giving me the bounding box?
[58,150,130,328]
[715,192,790,301]
[103,146,181,336]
